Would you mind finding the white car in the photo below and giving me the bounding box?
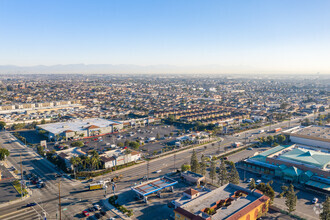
[155,170,162,173]
[247,178,253,183]
[312,197,318,204]
[93,204,101,211]
[256,179,262,184]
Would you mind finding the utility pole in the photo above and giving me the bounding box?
[58,179,62,220]
[173,154,176,172]
[20,153,23,199]
[147,160,149,181]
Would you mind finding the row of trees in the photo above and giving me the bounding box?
[70,150,102,173]
[248,179,275,202]
[187,150,240,185]
[258,134,286,146]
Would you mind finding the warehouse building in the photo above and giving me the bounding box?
[283,125,330,150]
[36,118,123,141]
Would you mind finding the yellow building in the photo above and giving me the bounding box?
[174,184,270,220]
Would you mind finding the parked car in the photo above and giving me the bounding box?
[93,204,101,211]
[247,178,253,183]
[88,207,95,212]
[155,170,162,173]
[55,173,62,178]
[312,197,318,204]
[82,211,89,216]
[100,210,106,216]
[247,147,253,150]
[256,179,262,184]
[26,202,37,207]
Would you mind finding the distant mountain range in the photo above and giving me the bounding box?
[0,64,326,75]
[0,64,260,74]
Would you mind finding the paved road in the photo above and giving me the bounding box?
[0,111,327,219]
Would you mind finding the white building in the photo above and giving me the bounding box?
[100,149,141,169]
[36,118,123,141]
[284,125,330,150]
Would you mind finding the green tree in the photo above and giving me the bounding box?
[228,162,240,184]
[267,135,275,145]
[156,133,160,140]
[200,155,206,176]
[277,135,286,144]
[117,142,124,147]
[37,146,45,156]
[209,161,216,183]
[0,148,10,160]
[124,139,130,146]
[89,150,101,170]
[0,121,6,130]
[285,184,297,213]
[71,141,84,147]
[190,150,200,174]
[181,164,191,172]
[129,141,140,150]
[41,119,46,124]
[257,182,275,202]
[70,156,82,177]
[320,196,330,220]
[249,178,256,190]
[280,185,288,198]
[218,158,228,186]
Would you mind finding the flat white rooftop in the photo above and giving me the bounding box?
[37,118,121,134]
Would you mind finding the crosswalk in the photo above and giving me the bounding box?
[0,206,45,220]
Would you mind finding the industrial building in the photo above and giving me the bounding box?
[173,183,270,220]
[284,125,330,150]
[240,144,330,194]
[36,118,123,141]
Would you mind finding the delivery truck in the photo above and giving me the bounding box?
[89,182,104,190]
[272,128,282,133]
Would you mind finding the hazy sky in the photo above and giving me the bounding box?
[1,0,330,73]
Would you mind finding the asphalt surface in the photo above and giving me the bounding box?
[0,111,327,220]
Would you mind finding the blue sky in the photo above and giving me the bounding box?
[0,0,329,73]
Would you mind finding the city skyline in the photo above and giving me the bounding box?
[1,0,330,74]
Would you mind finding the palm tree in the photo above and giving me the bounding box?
[70,156,82,179]
[90,155,101,170]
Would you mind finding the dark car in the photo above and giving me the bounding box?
[100,210,106,216]
[26,202,37,207]
[95,213,101,219]
[55,173,62,178]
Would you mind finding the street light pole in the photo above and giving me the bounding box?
[58,179,62,220]
[20,153,24,199]
[147,160,149,181]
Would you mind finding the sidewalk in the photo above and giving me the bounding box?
[102,196,131,220]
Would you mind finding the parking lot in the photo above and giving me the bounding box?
[237,168,325,220]
[0,164,20,204]
[38,124,181,155]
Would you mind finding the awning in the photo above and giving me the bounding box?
[305,180,330,192]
